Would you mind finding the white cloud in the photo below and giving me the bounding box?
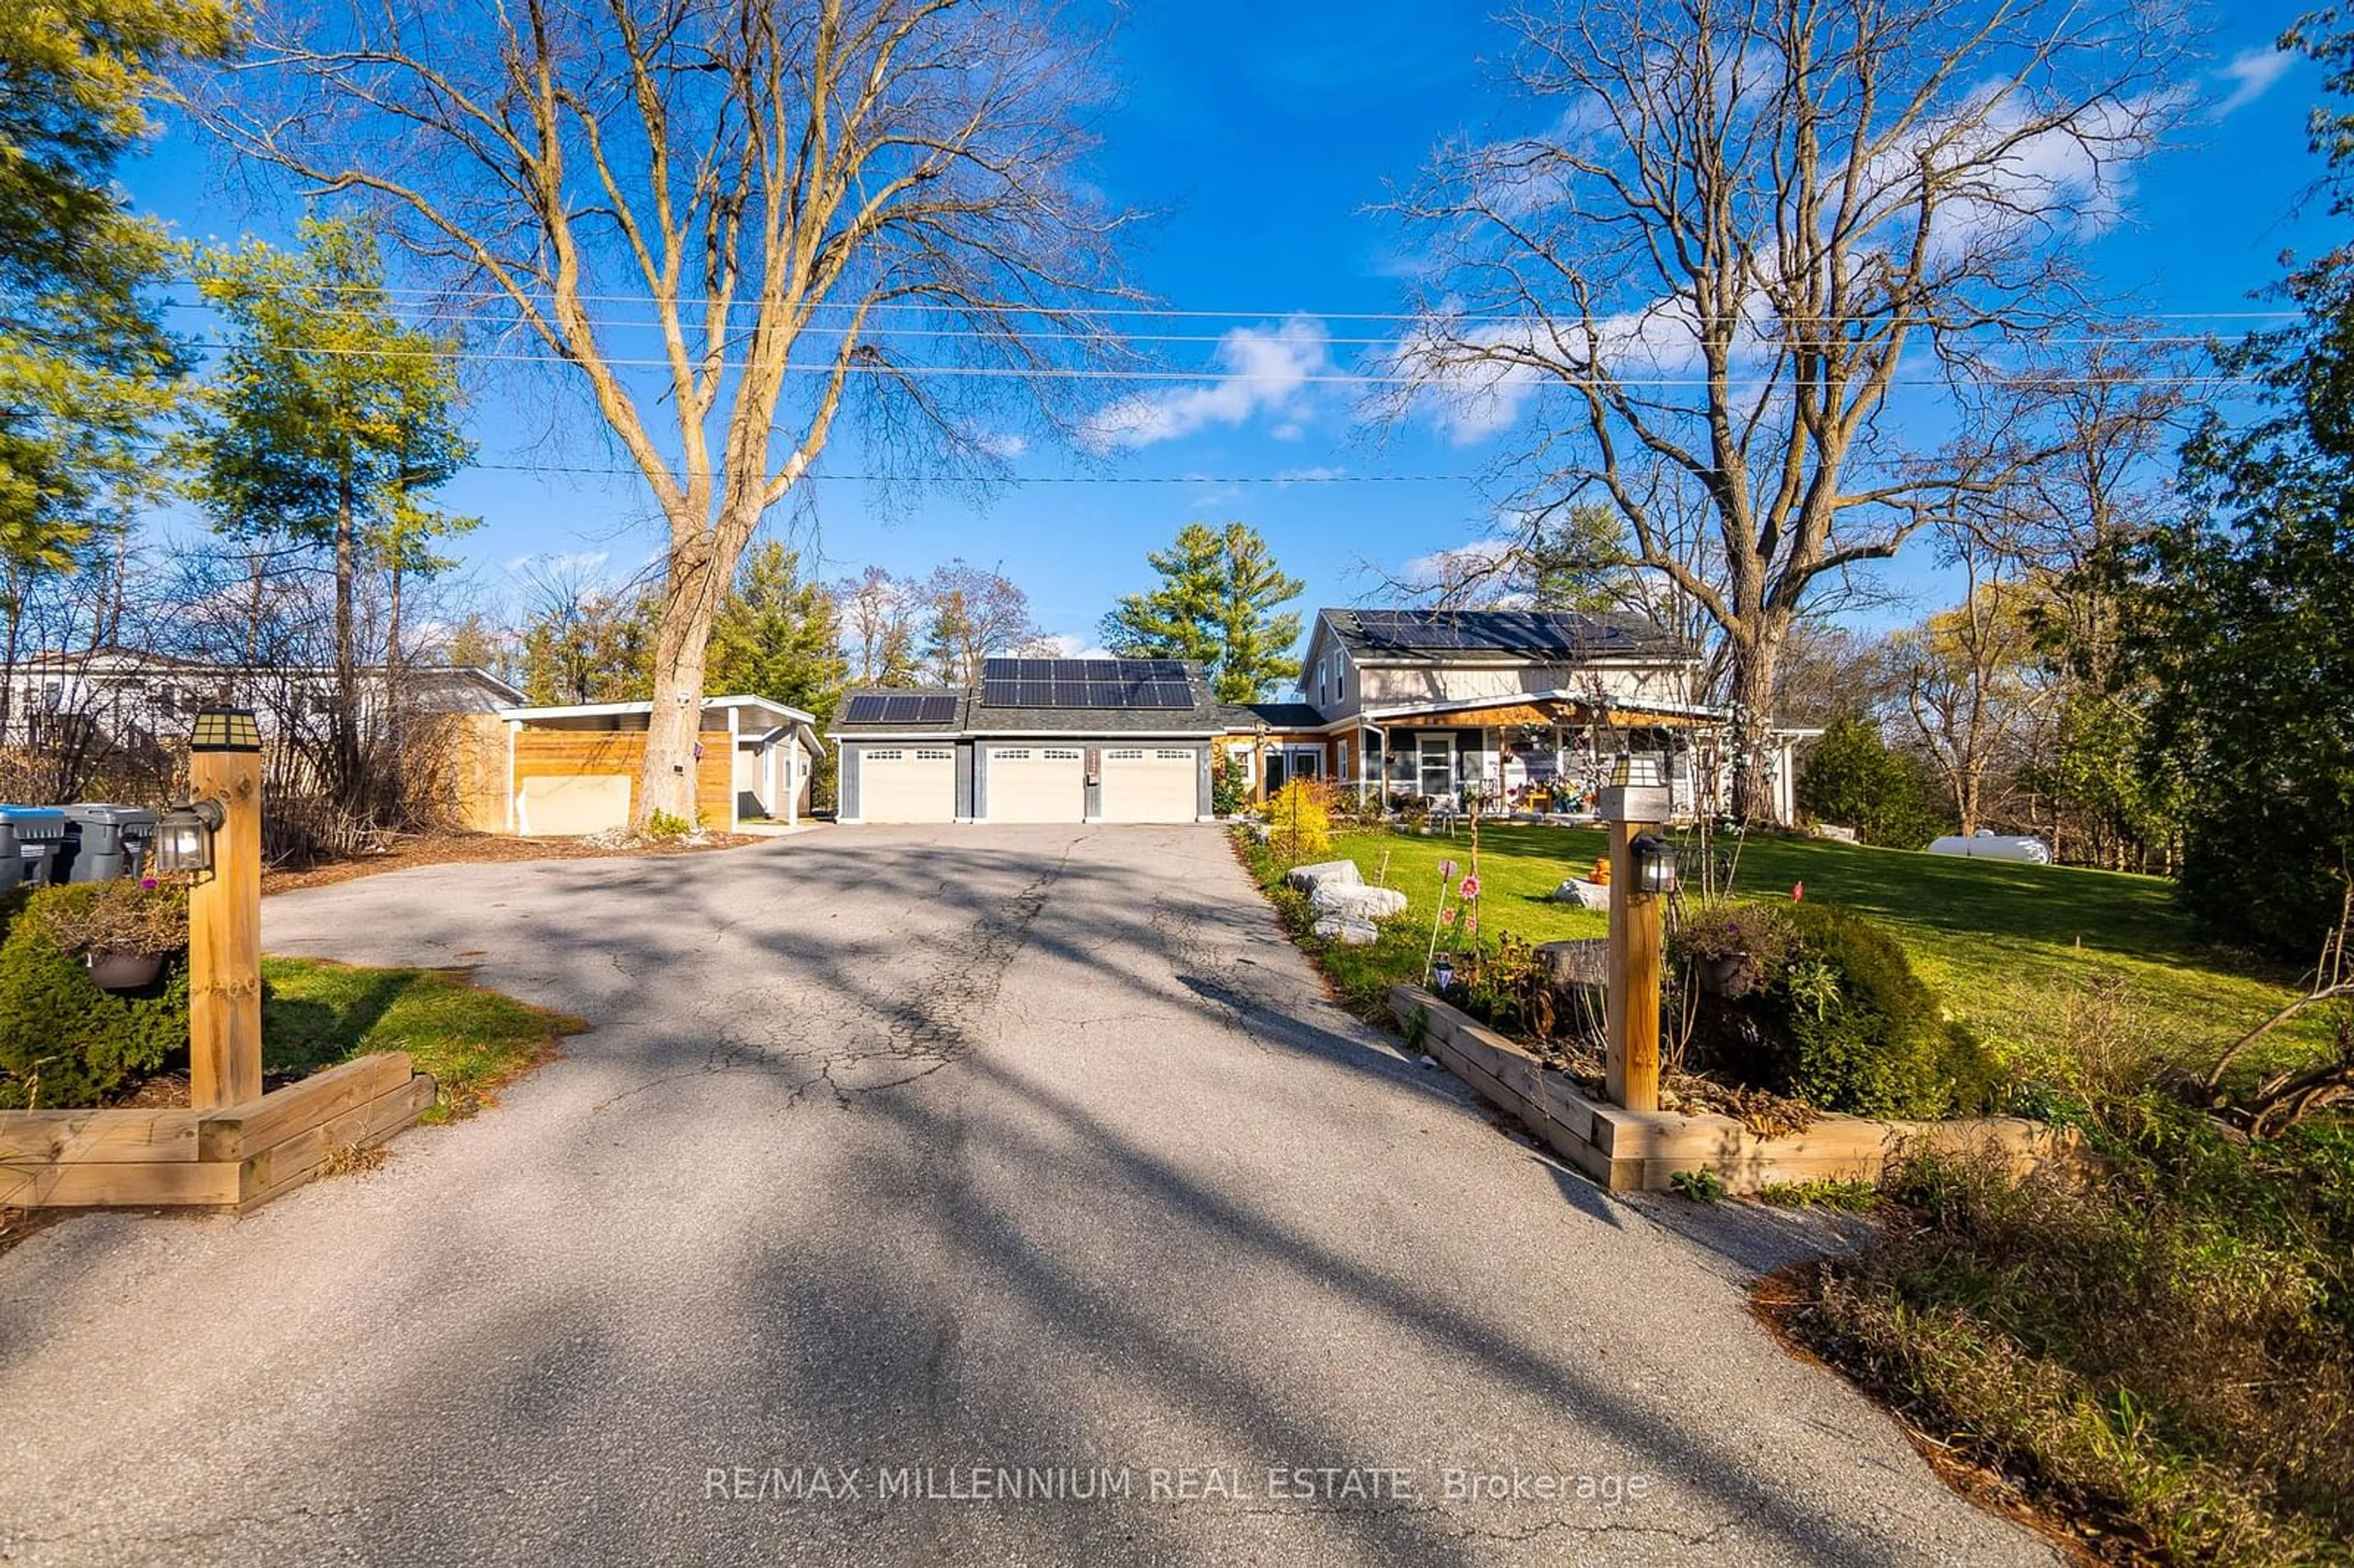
[505,549,611,579]
[975,432,1028,460]
[2216,47,2295,118]
[1400,537,1528,603]
[1274,465,1345,485]
[1393,294,1716,446]
[1081,316,1331,450]
[1032,632,1112,659]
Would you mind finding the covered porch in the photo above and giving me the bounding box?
[1344,693,1797,826]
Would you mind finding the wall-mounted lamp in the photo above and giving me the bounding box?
[153,799,226,875]
[1629,832,1680,896]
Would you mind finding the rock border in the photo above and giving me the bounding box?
[1392,984,2072,1193]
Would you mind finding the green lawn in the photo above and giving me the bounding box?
[1323,824,2327,1079]
[261,958,586,1121]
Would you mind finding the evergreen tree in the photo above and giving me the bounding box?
[518,587,658,706]
[0,1,233,572]
[1101,522,1305,702]
[706,542,848,721]
[193,218,476,815]
[1795,716,1950,850]
[2124,15,2354,959]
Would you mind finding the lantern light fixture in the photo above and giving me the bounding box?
[1629,832,1680,896]
[1431,955,1455,994]
[1610,753,1664,790]
[188,707,261,754]
[152,799,226,876]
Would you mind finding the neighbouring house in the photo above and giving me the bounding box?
[0,647,524,752]
[457,695,823,836]
[829,658,1223,824]
[1217,608,1811,825]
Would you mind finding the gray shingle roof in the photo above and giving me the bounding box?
[1217,701,1327,731]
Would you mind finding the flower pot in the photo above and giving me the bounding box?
[86,950,164,993]
[1697,953,1755,999]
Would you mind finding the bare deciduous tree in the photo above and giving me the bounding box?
[206,0,1130,823]
[1389,0,2183,817]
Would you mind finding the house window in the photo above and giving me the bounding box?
[915,748,951,760]
[868,748,904,761]
[1107,748,1145,759]
[1154,749,1192,761]
[1043,748,1081,760]
[1335,661,1346,702]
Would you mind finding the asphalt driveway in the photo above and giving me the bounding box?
[0,826,2050,1566]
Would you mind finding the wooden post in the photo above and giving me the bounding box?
[189,733,264,1111]
[1605,817,1664,1113]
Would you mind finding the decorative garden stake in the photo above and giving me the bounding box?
[186,708,264,1110]
[1601,754,1670,1113]
[1425,859,1460,983]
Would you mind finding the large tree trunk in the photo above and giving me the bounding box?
[639,525,731,827]
[333,468,360,813]
[384,553,405,820]
[1726,630,1781,824]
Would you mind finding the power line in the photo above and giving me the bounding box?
[147,297,2262,353]
[154,274,2304,325]
[139,333,2268,388]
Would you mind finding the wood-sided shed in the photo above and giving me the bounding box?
[484,695,821,835]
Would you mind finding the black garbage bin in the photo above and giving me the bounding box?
[0,805,67,888]
[62,804,161,883]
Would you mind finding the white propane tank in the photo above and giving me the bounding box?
[1927,829,2052,864]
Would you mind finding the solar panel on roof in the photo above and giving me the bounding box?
[976,657,1195,709]
[844,692,958,725]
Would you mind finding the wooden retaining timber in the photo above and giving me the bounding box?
[0,1053,436,1212]
[1391,984,2071,1194]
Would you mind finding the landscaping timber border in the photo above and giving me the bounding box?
[0,1053,435,1212]
[1391,984,2071,1193]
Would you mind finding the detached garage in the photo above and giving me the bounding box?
[479,695,823,835]
[831,659,1221,826]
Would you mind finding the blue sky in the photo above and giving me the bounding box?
[125,3,2323,659]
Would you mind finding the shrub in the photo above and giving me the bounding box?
[1265,778,1333,864]
[31,879,188,958]
[1211,751,1249,817]
[1767,903,1998,1117]
[1686,898,1997,1117]
[1796,716,1951,848]
[0,888,188,1109]
[1799,1112,2354,1563]
[644,808,694,840]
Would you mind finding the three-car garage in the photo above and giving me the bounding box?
[831,658,1222,826]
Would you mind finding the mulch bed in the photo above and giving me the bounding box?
[261,828,762,894]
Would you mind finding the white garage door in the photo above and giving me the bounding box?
[986,747,1084,823]
[1100,747,1199,823]
[859,747,956,823]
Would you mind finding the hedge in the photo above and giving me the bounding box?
[0,888,188,1110]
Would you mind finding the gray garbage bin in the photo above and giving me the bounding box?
[0,805,68,888]
[0,819,16,892]
[63,804,160,883]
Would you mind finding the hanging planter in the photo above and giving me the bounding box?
[86,950,166,993]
